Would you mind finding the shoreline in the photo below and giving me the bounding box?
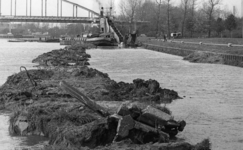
[0,44,209,150]
[143,41,243,68]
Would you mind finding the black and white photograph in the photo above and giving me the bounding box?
[0,0,242,150]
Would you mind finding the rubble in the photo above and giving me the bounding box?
[0,44,211,150]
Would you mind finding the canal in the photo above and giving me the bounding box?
[0,39,63,150]
[0,39,242,150]
[88,48,243,150]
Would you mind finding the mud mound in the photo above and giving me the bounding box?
[32,46,91,68]
[183,51,243,67]
[45,138,211,150]
[50,66,109,80]
[65,42,96,50]
[184,51,224,64]
[9,101,116,148]
[9,100,177,149]
[2,69,54,88]
[0,68,111,111]
[105,78,180,103]
[94,140,193,150]
[0,44,209,150]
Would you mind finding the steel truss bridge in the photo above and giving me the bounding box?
[0,16,100,23]
[0,0,147,24]
[0,0,100,23]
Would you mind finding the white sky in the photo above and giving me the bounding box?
[0,0,119,17]
[0,0,241,17]
[223,0,242,17]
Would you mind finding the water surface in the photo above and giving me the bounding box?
[87,48,243,150]
[0,39,243,150]
[0,39,63,150]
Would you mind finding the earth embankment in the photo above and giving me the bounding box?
[142,39,243,68]
[0,44,210,150]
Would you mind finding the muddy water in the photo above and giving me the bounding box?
[0,39,63,150]
[0,39,242,150]
[87,48,243,150]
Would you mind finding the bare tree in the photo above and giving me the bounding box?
[202,0,221,37]
[107,0,115,17]
[190,0,197,37]
[119,0,143,32]
[181,0,190,37]
[219,6,232,19]
[166,0,171,38]
[155,0,163,37]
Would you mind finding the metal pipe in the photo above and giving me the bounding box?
[60,0,62,17]
[11,0,12,16]
[73,4,74,17]
[0,0,2,16]
[41,0,43,16]
[15,0,16,16]
[76,5,78,17]
[57,0,59,17]
[30,0,31,16]
[26,0,28,16]
[45,0,47,16]
[242,0,243,38]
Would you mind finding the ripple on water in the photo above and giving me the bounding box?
[1,44,243,149]
[88,48,243,150]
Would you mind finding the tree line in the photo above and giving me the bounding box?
[116,0,241,38]
[0,23,98,38]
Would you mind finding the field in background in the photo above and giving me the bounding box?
[172,38,243,45]
[139,37,243,55]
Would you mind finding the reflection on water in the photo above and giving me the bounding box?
[87,48,243,150]
[0,39,63,149]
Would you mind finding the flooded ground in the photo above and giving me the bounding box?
[0,39,242,150]
[0,39,63,150]
[87,48,243,150]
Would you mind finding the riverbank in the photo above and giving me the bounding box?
[0,43,210,150]
[143,40,243,68]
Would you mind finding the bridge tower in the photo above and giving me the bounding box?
[0,0,1,16]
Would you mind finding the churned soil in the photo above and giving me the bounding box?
[143,40,243,68]
[0,44,210,150]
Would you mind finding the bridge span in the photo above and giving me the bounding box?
[0,15,147,25]
[0,0,147,24]
[0,16,100,23]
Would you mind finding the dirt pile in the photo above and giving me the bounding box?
[32,46,91,68]
[0,44,211,150]
[106,78,180,103]
[183,51,224,64]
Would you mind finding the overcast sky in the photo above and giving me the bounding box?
[0,0,242,17]
[0,0,118,17]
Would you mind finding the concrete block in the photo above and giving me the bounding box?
[116,115,135,138]
[137,105,173,127]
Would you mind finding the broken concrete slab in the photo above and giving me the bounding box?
[138,105,173,127]
[115,115,135,140]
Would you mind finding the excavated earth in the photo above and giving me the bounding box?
[0,44,211,150]
[183,51,243,67]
